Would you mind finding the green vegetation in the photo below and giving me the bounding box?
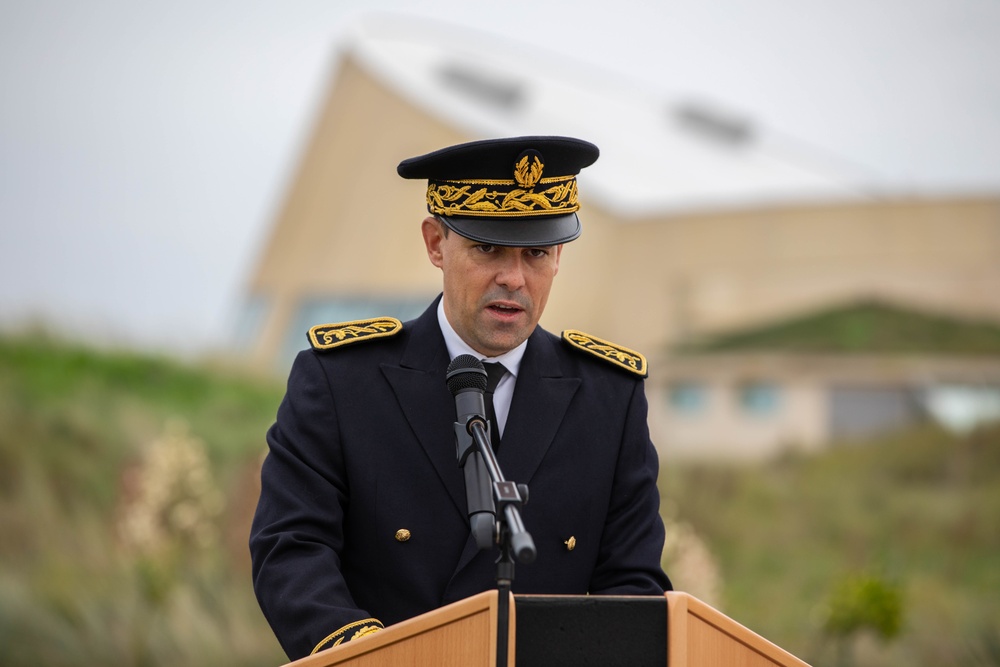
[679,299,1000,355]
[0,334,288,666]
[664,424,1000,666]
[824,573,904,667]
[2,333,998,666]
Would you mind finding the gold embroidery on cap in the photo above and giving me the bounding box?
[395,529,411,542]
[562,330,648,377]
[426,175,578,218]
[308,317,402,351]
[565,536,577,551]
[514,154,544,188]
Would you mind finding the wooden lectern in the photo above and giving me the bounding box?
[281,591,812,667]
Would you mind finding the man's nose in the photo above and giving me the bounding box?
[495,253,526,290]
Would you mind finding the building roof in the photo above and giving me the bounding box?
[679,299,1000,356]
[342,15,875,218]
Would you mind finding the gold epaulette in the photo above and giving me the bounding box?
[311,618,384,654]
[561,329,648,378]
[308,317,402,351]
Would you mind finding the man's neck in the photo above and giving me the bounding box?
[436,298,528,371]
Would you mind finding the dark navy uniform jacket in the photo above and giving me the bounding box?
[250,298,671,660]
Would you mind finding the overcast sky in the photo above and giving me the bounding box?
[1,0,998,355]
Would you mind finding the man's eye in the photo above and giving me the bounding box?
[527,248,549,258]
[475,244,496,253]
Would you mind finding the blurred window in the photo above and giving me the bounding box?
[829,385,920,439]
[437,63,524,110]
[668,381,708,415]
[738,381,781,416]
[234,294,269,350]
[923,384,1000,434]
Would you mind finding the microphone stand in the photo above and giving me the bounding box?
[455,414,535,667]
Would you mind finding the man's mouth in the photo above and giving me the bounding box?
[487,303,524,317]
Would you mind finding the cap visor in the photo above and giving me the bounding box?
[436,213,581,247]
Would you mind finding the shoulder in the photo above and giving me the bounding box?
[560,329,648,378]
[307,317,403,352]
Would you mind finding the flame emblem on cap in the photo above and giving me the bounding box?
[513,151,544,189]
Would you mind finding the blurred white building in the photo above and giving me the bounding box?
[240,17,1000,457]
[649,301,1000,460]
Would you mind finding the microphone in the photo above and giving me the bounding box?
[446,354,490,440]
[447,354,495,549]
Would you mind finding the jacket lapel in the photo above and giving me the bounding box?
[380,298,468,519]
[499,328,580,484]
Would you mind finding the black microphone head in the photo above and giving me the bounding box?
[446,354,488,395]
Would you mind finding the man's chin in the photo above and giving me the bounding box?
[476,327,533,357]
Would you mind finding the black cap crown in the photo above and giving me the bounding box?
[397,136,599,246]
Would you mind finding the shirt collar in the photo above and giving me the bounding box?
[437,298,526,377]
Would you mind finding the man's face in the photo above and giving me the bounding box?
[422,217,563,357]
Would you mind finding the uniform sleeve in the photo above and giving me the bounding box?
[249,350,382,660]
[589,380,673,595]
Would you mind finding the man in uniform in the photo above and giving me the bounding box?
[250,136,671,660]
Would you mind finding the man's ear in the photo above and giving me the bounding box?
[421,216,445,268]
